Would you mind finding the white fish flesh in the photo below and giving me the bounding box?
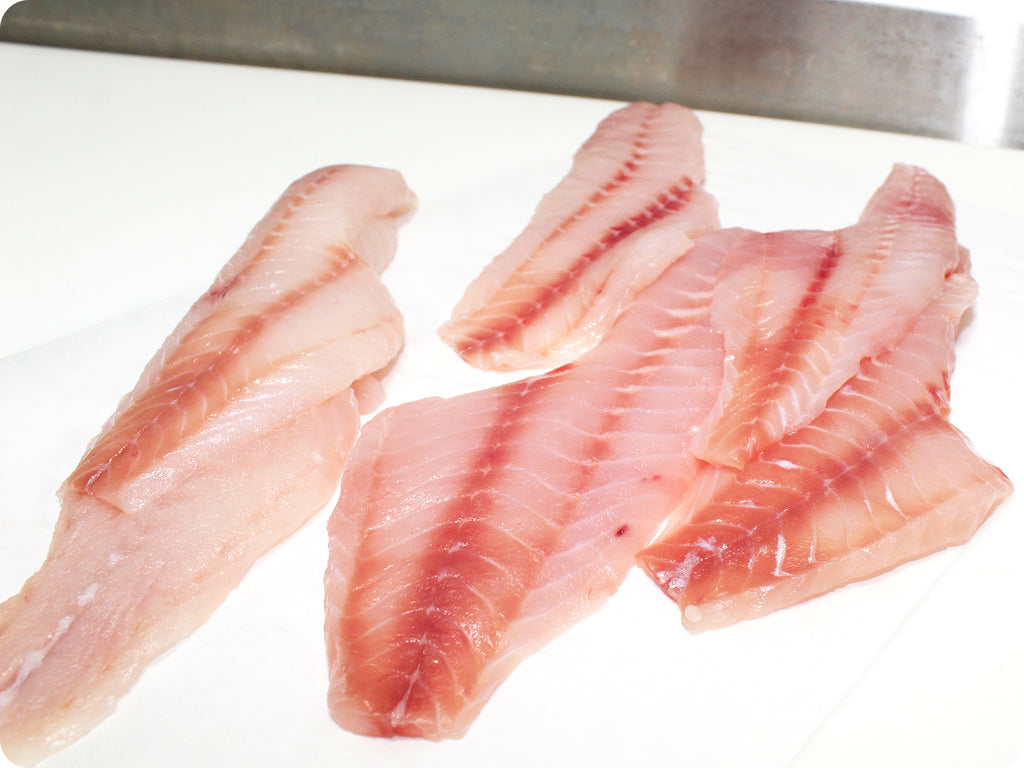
[324,228,734,739]
[438,101,720,371]
[0,165,415,766]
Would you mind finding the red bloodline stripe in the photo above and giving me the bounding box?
[349,359,653,727]
[70,246,359,498]
[657,402,945,605]
[711,233,845,456]
[457,179,696,356]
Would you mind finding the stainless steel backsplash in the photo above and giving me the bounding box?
[2,0,1021,148]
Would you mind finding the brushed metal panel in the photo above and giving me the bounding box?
[2,0,1021,148]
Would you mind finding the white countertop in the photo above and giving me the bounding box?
[1,42,1022,768]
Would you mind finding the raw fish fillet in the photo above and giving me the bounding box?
[0,165,415,766]
[692,164,961,468]
[438,101,720,371]
[638,261,1013,632]
[324,228,739,740]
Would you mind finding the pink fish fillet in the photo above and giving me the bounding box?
[437,101,720,371]
[324,228,743,740]
[638,259,1013,632]
[692,164,962,469]
[0,165,415,766]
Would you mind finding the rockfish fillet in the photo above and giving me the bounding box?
[438,101,720,371]
[639,239,1013,631]
[692,164,962,469]
[324,228,737,740]
[0,165,415,766]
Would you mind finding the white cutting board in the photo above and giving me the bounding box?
[0,42,1021,768]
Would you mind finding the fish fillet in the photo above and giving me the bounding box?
[0,165,415,766]
[438,101,720,371]
[638,261,1013,632]
[324,228,741,740]
[692,164,961,468]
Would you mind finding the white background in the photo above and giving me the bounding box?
[0,41,1022,768]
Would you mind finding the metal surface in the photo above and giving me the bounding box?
[2,0,1022,148]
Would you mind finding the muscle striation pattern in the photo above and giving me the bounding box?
[692,165,962,468]
[639,169,1012,631]
[325,231,734,739]
[0,165,415,766]
[325,161,1010,742]
[439,101,720,371]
